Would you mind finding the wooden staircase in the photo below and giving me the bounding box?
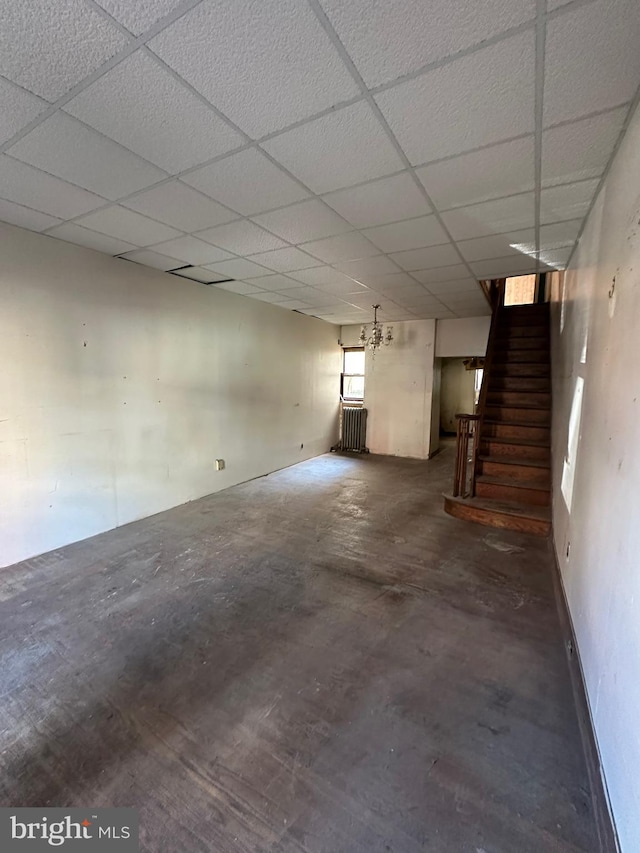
[444,300,551,536]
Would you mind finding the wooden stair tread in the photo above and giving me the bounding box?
[443,494,550,535]
[476,474,550,491]
[481,436,550,448]
[478,454,550,469]
[485,401,550,409]
[445,495,550,521]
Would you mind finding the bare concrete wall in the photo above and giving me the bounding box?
[341,320,436,458]
[0,223,341,568]
[549,101,640,851]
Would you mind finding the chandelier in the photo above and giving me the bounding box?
[359,304,393,353]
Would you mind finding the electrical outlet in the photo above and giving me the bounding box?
[215,459,225,471]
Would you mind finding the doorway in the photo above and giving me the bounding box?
[439,357,482,436]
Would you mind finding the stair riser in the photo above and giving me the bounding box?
[443,498,550,536]
[490,377,550,391]
[487,391,551,407]
[476,481,550,506]
[492,364,550,378]
[483,423,551,442]
[484,406,551,425]
[494,337,549,351]
[492,350,550,364]
[503,315,550,327]
[479,460,550,484]
[480,440,550,461]
[497,325,549,338]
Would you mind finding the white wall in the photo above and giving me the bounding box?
[440,358,476,433]
[341,320,436,458]
[550,102,640,851]
[0,223,341,568]
[435,316,490,357]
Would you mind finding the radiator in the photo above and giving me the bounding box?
[340,406,368,452]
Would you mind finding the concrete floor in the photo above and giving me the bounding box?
[0,447,596,852]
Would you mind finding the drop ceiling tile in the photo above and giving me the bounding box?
[74,206,181,246]
[270,285,320,300]
[246,270,300,291]
[0,78,48,145]
[362,215,449,253]
[470,255,538,278]
[389,244,460,271]
[65,51,243,174]
[537,247,572,269]
[322,172,430,229]
[171,266,231,284]
[319,0,535,88]
[148,235,233,265]
[539,219,581,249]
[440,193,535,240]
[0,155,105,218]
[248,290,292,303]
[301,232,379,264]
[344,293,396,310]
[149,0,359,137]
[541,108,627,187]
[361,273,419,290]
[286,266,365,289]
[0,0,128,100]
[245,274,303,291]
[411,265,471,284]
[170,266,229,283]
[119,249,185,270]
[203,258,271,280]
[417,137,535,210]
[375,30,534,165]
[94,0,186,35]
[0,199,61,232]
[261,101,404,194]
[539,180,599,225]
[213,280,265,295]
[8,112,165,201]
[457,229,536,262]
[544,0,640,127]
[272,299,312,310]
[334,255,403,278]
[425,278,480,294]
[123,181,237,232]
[378,284,431,302]
[251,199,351,243]
[247,247,322,273]
[45,222,137,255]
[182,148,309,216]
[313,279,369,296]
[197,220,287,255]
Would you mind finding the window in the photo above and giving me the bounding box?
[341,348,365,402]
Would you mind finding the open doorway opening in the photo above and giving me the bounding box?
[439,357,483,437]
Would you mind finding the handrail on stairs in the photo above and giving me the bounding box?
[452,279,506,499]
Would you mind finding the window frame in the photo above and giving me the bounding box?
[341,346,365,403]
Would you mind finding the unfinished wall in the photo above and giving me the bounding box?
[550,101,640,851]
[341,320,436,458]
[0,223,341,568]
[440,358,475,433]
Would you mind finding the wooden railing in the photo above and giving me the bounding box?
[453,413,479,497]
[452,278,506,499]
